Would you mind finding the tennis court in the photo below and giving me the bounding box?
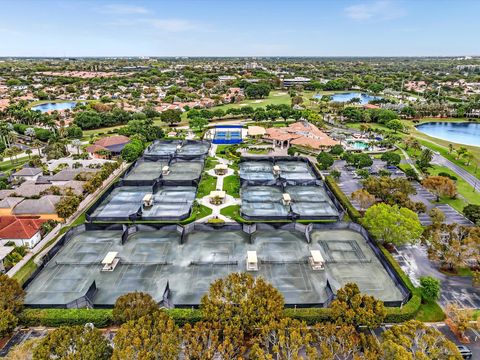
[212,126,243,144]
[144,141,182,157]
[123,160,169,182]
[24,227,404,307]
[163,161,203,181]
[90,186,196,221]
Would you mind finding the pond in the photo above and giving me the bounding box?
[314,92,382,104]
[416,122,480,146]
[31,101,83,113]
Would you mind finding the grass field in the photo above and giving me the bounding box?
[427,165,480,212]
[223,174,240,197]
[196,173,217,198]
[415,300,445,322]
[0,156,30,173]
[220,204,241,221]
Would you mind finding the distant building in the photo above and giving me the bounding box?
[218,75,237,83]
[12,195,62,220]
[282,77,311,87]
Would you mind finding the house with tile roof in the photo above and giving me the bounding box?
[86,135,130,159]
[264,121,338,150]
[0,216,46,248]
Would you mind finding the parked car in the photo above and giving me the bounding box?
[457,345,472,359]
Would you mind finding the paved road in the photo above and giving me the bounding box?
[393,244,480,309]
[433,154,480,190]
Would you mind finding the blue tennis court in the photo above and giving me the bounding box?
[212,125,243,144]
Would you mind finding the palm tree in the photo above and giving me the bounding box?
[26,148,32,160]
[448,143,454,154]
[32,139,42,156]
[71,139,82,155]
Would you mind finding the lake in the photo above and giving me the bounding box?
[31,101,83,113]
[416,122,480,146]
[314,92,382,104]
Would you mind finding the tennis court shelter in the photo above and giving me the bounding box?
[24,223,408,308]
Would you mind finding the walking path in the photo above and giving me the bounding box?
[196,144,241,223]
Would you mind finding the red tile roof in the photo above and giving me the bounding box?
[0,216,46,239]
[94,135,130,148]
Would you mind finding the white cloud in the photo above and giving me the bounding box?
[345,0,406,21]
[98,4,150,15]
[149,19,197,32]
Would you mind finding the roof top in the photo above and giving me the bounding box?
[12,167,42,177]
[13,195,62,215]
[95,135,130,148]
[0,197,24,209]
[0,216,46,239]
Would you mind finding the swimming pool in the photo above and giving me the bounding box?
[212,125,243,144]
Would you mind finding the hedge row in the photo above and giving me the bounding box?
[324,176,361,221]
[19,308,203,328]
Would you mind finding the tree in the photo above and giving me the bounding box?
[422,176,457,201]
[310,322,380,360]
[386,119,404,133]
[113,292,159,324]
[329,144,344,156]
[419,276,441,302]
[380,151,401,166]
[363,203,423,246]
[445,303,473,338]
[316,151,334,170]
[182,322,220,360]
[382,320,461,359]
[121,139,144,162]
[189,117,209,131]
[351,189,375,212]
[112,310,181,360]
[0,309,18,338]
[251,318,314,360]
[71,139,81,155]
[33,325,112,360]
[55,195,83,220]
[200,273,284,337]
[355,153,373,169]
[160,109,182,127]
[463,204,480,225]
[0,274,25,314]
[416,148,433,171]
[3,338,38,360]
[330,283,386,329]
[362,176,418,210]
[428,207,445,225]
[424,224,480,272]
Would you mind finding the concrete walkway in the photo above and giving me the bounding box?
[397,146,422,179]
[196,144,240,223]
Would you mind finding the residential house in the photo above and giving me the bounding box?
[0,216,46,248]
[0,197,24,216]
[86,135,130,159]
[12,195,62,220]
[11,167,43,182]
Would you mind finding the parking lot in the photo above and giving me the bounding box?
[369,323,480,358]
[333,160,472,226]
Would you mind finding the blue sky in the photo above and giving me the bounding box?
[1,0,479,57]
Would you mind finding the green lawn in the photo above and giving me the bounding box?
[204,157,219,171]
[415,301,445,322]
[220,205,241,221]
[196,173,217,198]
[223,174,240,198]
[0,157,30,173]
[428,165,480,212]
[194,203,213,219]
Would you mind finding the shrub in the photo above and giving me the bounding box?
[113,292,159,324]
